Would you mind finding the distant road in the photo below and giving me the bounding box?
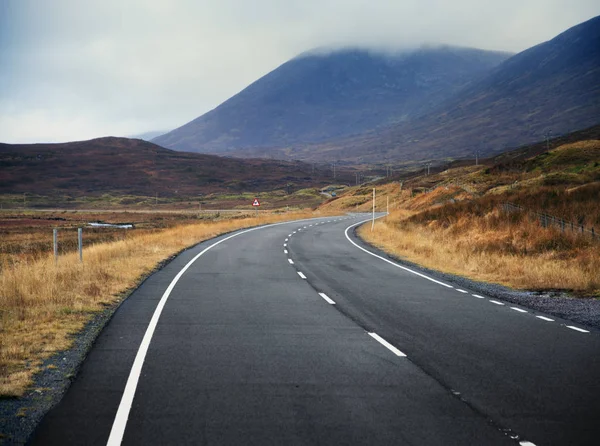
[31,214,600,445]
[5,208,264,214]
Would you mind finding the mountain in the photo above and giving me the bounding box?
[293,15,600,163]
[153,46,511,154]
[0,137,338,197]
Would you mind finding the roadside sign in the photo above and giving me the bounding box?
[252,198,260,207]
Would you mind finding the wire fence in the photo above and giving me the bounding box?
[500,202,598,240]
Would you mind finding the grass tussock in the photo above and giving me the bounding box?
[0,211,318,397]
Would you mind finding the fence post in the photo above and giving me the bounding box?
[592,227,596,239]
[78,228,83,263]
[53,228,58,264]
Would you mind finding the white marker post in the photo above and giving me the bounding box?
[53,228,58,264]
[371,188,375,231]
[78,228,83,263]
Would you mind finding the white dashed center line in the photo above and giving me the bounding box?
[490,300,505,306]
[456,289,468,293]
[511,307,528,313]
[567,326,590,333]
[288,259,294,265]
[536,316,554,322]
[368,333,406,357]
[283,243,287,247]
[285,238,288,242]
[519,441,537,446]
[472,294,485,299]
[297,271,307,279]
[318,292,336,304]
[284,250,288,254]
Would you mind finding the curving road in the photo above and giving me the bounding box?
[31,214,600,445]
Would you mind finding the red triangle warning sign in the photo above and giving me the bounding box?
[252,198,260,207]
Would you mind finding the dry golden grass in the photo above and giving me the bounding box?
[0,210,322,397]
[360,208,600,295]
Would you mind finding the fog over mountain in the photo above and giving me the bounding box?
[155,15,600,164]
[153,46,512,153]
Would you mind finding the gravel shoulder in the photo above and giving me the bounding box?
[0,252,179,445]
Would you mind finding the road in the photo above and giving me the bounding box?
[30,214,600,445]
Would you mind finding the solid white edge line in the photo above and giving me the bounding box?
[298,271,307,279]
[344,219,454,289]
[511,307,527,313]
[318,292,336,304]
[472,294,485,299]
[490,300,505,305]
[288,259,294,264]
[368,332,406,357]
[106,215,338,446]
[567,325,590,333]
[536,316,554,322]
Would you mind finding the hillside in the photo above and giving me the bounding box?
[0,137,341,199]
[309,15,600,163]
[153,46,511,154]
[320,132,600,300]
[217,16,600,164]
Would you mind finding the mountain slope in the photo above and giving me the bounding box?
[0,137,335,197]
[310,15,600,162]
[153,46,511,153]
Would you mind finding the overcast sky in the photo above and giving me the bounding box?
[1,0,598,143]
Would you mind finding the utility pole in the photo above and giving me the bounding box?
[475,150,479,166]
[426,163,432,176]
[545,129,552,151]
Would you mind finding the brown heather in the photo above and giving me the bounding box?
[359,188,600,296]
[0,211,321,397]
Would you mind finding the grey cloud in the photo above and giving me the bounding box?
[1,0,598,143]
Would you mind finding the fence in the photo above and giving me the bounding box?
[52,224,132,263]
[500,202,598,240]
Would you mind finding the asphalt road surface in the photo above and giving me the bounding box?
[30,214,600,445]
